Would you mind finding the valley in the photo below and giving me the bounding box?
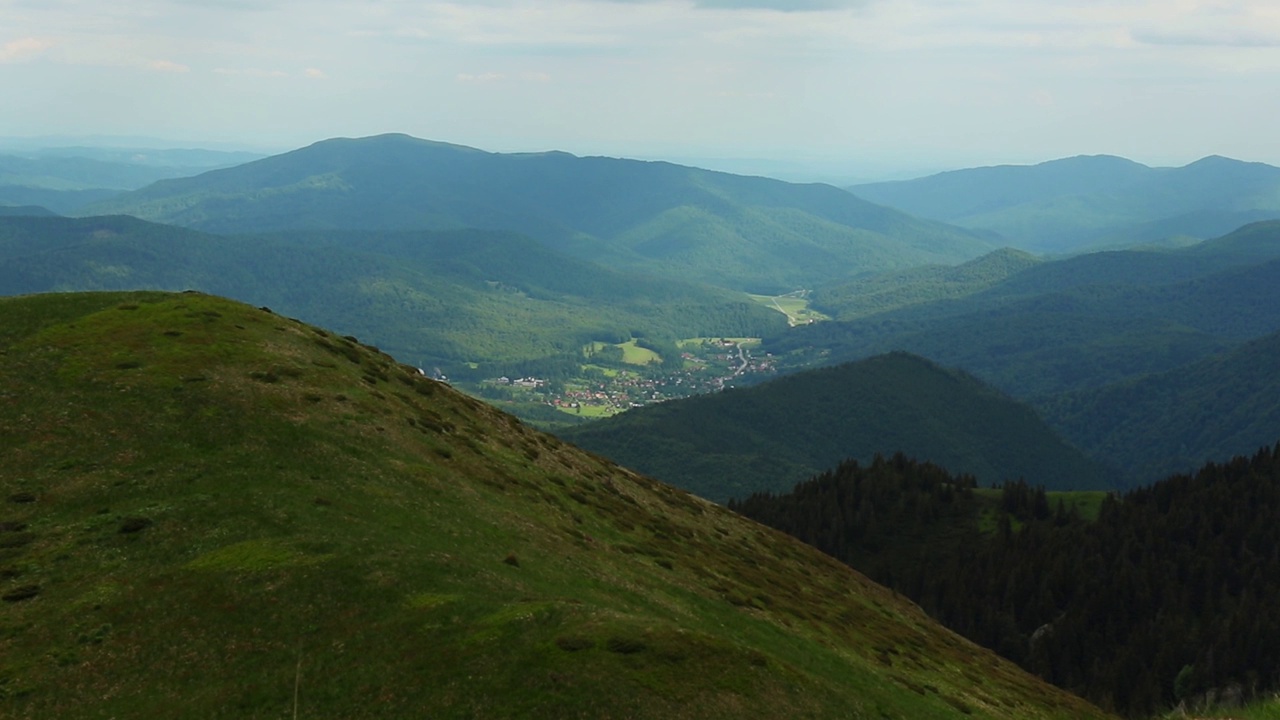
[475,337,777,427]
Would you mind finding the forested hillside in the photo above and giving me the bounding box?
[811,247,1041,320]
[769,223,1280,402]
[732,447,1280,717]
[561,352,1109,501]
[85,133,994,291]
[0,215,784,379]
[1042,330,1280,484]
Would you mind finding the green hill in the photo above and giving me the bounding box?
[850,155,1280,253]
[85,133,994,292]
[1042,330,1280,485]
[560,352,1109,501]
[0,291,1111,719]
[0,215,785,378]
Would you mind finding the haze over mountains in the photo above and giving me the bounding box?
[851,154,1280,254]
[0,146,261,215]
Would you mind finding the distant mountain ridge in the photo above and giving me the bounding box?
[560,352,1109,501]
[0,146,259,215]
[86,133,995,292]
[850,154,1280,253]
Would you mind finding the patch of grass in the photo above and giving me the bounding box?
[185,539,320,572]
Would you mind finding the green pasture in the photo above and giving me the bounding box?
[748,293,831,326]
[584,339,662,366]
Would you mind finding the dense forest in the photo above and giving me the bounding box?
[730,446,1280,717]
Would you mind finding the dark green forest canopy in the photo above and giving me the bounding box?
[560,352,1109,501]
[0,290,1112,720]
[732,445,1280,718]
[84,133,994,291]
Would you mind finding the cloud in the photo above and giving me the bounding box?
[305,67,327,79]
[0,36,52,63]
[688,0,868,10]
[1133,28,1280,47]
[151,59,190,72]
[455,70,554,84]
[456,72,506,83]
[601,0,869,11]
[213,67,289,78]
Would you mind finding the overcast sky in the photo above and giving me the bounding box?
[4,0,1280,177]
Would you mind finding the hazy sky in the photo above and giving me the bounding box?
[4,0,1280,175]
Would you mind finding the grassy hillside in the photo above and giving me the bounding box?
[850,155,1280,253]
[85,133,994,291]
[0,291,1110,719]
[0,215,785,377]
[560,352,1110,501]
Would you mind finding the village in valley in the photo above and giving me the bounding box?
[475,338,778,419]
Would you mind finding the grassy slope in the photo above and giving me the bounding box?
[0,292,1110,719]
[561,352,1110,501]
[1167,696,1280,719]
[83,133,993,291]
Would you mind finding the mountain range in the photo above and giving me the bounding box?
[83,133,996,292]
[850,155,1280,254]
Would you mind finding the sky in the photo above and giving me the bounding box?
[4,0,1280,179]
